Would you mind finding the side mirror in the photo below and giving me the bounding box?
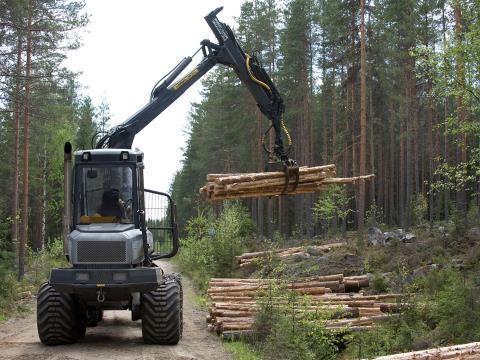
[144,189,179,259]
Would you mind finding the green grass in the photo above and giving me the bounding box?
[223,341,262,360]
[0,238,67,322]
[190,292,208,309]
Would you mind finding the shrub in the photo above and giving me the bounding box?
[419,267,480,343]
[0,265,16,317]
[448,202,467,235]
[250,275,339,360]
[345,267,480,358]
[411,194,428,227]
[365,203,385,229]
[347,310,430,358]
[0,216,13,252]
[176,202,254,292]
[466,202,480,228]
[253,291,338,360]
[0,238,66,320]
[372,274,390,293]
[26,238,67,288]
[313,185,353,237]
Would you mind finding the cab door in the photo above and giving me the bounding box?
[144,189,179,258]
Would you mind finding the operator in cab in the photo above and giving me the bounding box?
[96,188,124,221]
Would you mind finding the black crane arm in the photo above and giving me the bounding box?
[96,7,296,168]
[95,54,216,149]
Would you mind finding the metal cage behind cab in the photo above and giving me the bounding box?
[144,189,179,259]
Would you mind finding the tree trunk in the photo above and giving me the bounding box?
[257,198,264,240]
[358,0,367,230]
[332,65,337,163]
[427,82,434,223]
[33,145,47,251]
[399,107,405,227]
[412,71,419,198]
[304,32,313,237]
[388,108,395,225]
[266,0,276,239]
[405,66,412,229]
[369,89,375,207]
[378,126,384,220]
[350,2,357,228]
[19,2,32,280]
[11,32,22,269]
[267,125,275,239]
[344,66,349,179]
[255,103,264,240]
[442,5,450,221]
[421,9,434,223]
[454,0,467,215]
[322,75,328,163]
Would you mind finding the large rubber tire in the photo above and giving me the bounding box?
[141,274,183,345]
[37,282,80,345]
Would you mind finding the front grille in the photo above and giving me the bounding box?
[77,241,126,263]
[74,264,131,269]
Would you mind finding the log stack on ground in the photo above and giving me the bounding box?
[235,242,347,268]
[371,342,480,360]
[207,274,370,297]
[206,275,402,337]
[200,164,374,200]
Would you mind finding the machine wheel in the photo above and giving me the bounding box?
[141,274,183,345]
[97,309,104,322]
[37,282,80,345]
[76,321,86,339]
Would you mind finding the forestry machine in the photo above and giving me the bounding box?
[37,7,296,345]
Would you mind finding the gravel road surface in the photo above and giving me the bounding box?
[0,261,231,360]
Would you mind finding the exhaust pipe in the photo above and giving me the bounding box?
[63,142,72,257]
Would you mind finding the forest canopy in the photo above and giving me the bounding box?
[172,0,480,238]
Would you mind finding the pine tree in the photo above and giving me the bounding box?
[75,97,98,150]
[0,0,87,277]
[280,0,317,237]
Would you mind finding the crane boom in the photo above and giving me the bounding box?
[96,7,296,168]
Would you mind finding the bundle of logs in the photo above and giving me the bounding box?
[235,242,347,269]
[200,164,374,201]
[206,274,402,338]
[372,342,480,360]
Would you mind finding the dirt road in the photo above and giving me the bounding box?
[0,261,231,360]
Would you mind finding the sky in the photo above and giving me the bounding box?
[64,0,244,192]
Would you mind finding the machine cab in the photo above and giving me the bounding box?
[67,148,178,266]
[74,149,140,227]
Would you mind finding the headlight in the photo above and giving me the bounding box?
[113,272,127,282]
[75,272,89,282]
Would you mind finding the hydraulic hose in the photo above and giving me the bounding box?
[246,54,293,150]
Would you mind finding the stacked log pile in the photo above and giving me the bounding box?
[207,275,402,337]
[372,342,480,360]
[200,164,374,200]
[208,274,370,297]
[235,242,347,268]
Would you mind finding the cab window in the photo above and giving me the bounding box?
[76,166,134,224]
